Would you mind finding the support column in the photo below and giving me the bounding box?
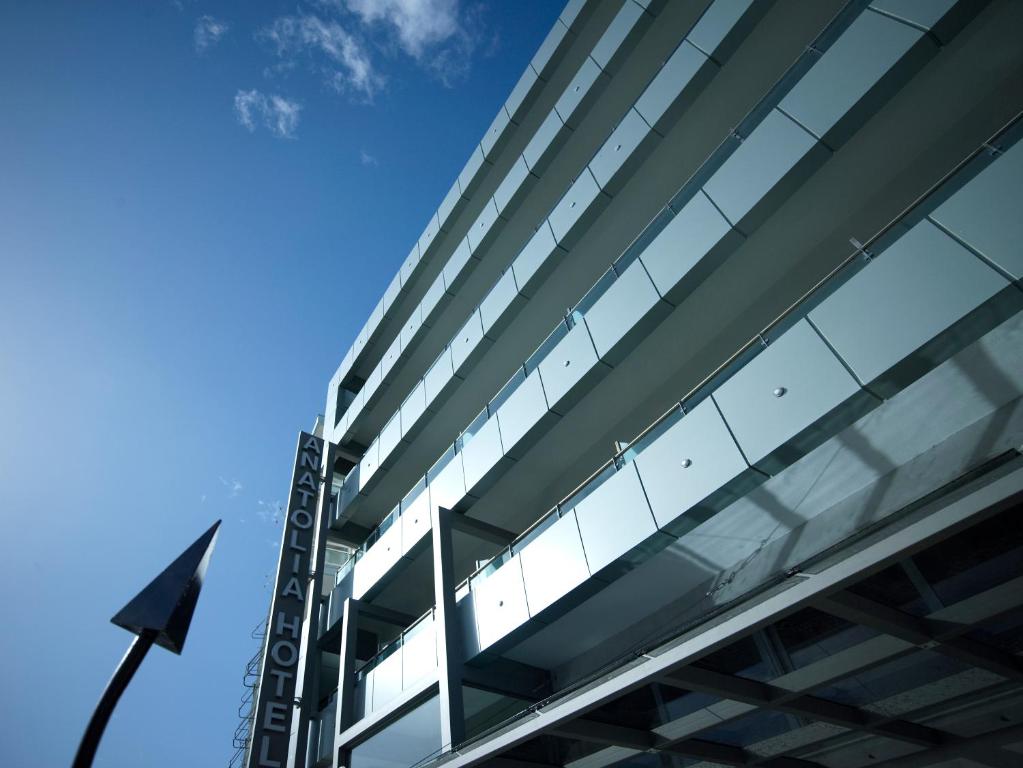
[431,506,465,751]
[333,598,360,768]
[291,440,337,768]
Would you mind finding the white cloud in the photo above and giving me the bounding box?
[234,89,302,139]
[256,499,284,524]
[261,15,383,100]
[194,15,229,52]
[359,149,378,166]
[219,476,244,497]
[346,0,485,85]
[346,0,459,59]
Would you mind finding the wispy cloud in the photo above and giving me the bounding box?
[346,0,486,86]
[347,0,458,58]
[194,15,229,53]
[256,499,284,525]
[359,149,378,166]
[234,89,302,139]
[219,476,244,497]
[260,15,383,100]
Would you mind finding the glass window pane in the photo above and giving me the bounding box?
[350,695,442,768]
[910,507,1023,607]
[772,608,877,670]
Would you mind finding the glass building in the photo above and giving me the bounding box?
[239,2,1023,768]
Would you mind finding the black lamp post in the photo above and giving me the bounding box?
[72,520,221,768]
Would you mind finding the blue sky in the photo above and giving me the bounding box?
[0,1,561,765]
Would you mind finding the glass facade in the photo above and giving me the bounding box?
[350,696,442,768]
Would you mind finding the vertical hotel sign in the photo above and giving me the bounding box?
[249,432,323,768]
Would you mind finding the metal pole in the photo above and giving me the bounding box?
[72,629,158,768]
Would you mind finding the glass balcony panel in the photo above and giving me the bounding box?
[782,10,923,141]
[400,489,432,556]
[524,320,569,375]
[571,267,617,319]
[489,366,527,414]
[558,463,616,517]
[688,0,755,59]
[451,309,487,374]
[400,244,419,288]
[438,179,465,226]
[383,272,401,313]
[421,272,449,322]
[481,105,512,159]
[510,508,561,555]
[369,649,403,712]
[472,555,530,651]
[512,220,563,298]
[352,521,402,600]
[460,407,490,446]
[633,398,751,536]
[639,189,737,305]
[428,448,467,512]
[505,66,539,122]
[357,438,381,493]
[473,547,513,586]
[574,463,660,575]
[555,56,607,129]
[443,238,476,294]
[518,510,591,616]
[870,0,960,41]
[536,321,602,414]
[493,156,533,217]
[400,381,427,439]
[418,211,440,257]
[591,0,648,75]
[523,111,569,175]
[402,615,437,689]
[467,198,501,255]
[702,109,820,230]
[362,364,382,405]
[808,220,1010,396]
[636,40,713,134]
[712,320,866,473]
[548,169,607,247]
[458,144,486,197]
[590,108,654,193]
[424,346,455,406]
[930,139,1023,281]
[495,368,551,458]
[583,259,666,364]
[460,414,506,494]
[378,413,402,467]
[531,18,570,79]
[480,269,524,337]
[399,303,423,353]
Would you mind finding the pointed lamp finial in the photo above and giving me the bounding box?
[110,520,221,654]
